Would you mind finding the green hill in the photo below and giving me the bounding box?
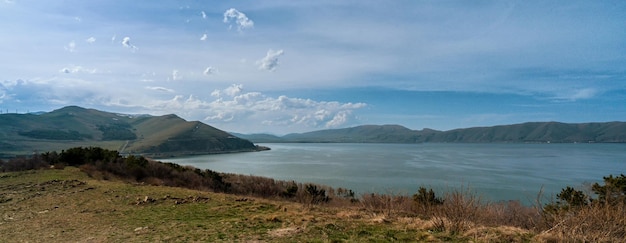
[237,122,626,144]
[282,124,424,143]
[0,106,261,158]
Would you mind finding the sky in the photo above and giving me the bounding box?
[1,0,625,135]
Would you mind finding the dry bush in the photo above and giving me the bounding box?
[477,200,541,230]
[224,174,286,198]
[463,226,531,242]
[0,155,50,172]
[537,201,626,242]
[432,188,482,233]
[360,193,415,217]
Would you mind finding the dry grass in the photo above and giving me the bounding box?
[536,201,626,242]
[0,167,467,242]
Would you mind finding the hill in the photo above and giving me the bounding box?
[237,122,626,143]
[0,106,261,157]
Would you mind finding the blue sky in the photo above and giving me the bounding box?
[1,0,625,134]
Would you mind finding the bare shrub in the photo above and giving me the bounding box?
[224,174,285,198]
[538,201,626,242]
[360,193,414,217]
[479,200,540,230]
[433,188,482,233]
[0,155,49,172]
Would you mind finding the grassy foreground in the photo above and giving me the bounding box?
[0,167,536,242]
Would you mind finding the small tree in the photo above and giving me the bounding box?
[592,174,626,204]
[545,186,589,214]
[305,184,330,204]
[413,187,443,206]
[280,182,298,198]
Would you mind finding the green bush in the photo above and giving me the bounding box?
[305,184,330,204]
[413,186,444,206]
[280,182,298,198]
[592,174,626,204]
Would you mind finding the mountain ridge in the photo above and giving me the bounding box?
[235,121,626,144]
[0,106,263,158]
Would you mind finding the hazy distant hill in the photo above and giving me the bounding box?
[236,122,626,144]
[0,106,260,158]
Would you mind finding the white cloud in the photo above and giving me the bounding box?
[86,37,96,43]
[203,66,218,75]
[201,84,366,132]
[201,11,206,19]
[200,33,207,41]
[171,70,182,81]
[257,49,284,72]
[211,84,242,98]
[224,84,243,96]
[59,65,97,74]
[146,86,175,93]
[64,41,76,52]
[325,110,351,128]
[570,88,597,100]
[554,88,598,101]
[223,8,254,31]
[121,36,137,50]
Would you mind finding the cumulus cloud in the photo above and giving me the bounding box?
[201,11,207,19]
[121,36,138,50]
[203,66,218,75]
[64,41,76,52]
[200,33,207,41]
[223,8,254,31]
[211,84,242,98]
[257,49,284,71]
[201,84,366,131]
[86,37,96,43]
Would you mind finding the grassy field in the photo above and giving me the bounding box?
[2,164,623,242]
[0,167,540,242]
[0,167,459,242]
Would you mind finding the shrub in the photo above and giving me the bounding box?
[413,186,443,214]
[280,182,298,198]
[305,184,330,204]
[336,187,358,203]
[592,174,626,204]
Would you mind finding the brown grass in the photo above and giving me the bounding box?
[537,201,626,242]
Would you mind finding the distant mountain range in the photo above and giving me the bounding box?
[2,106,624,158]
[234,122,626,144]
[0,106,262,158]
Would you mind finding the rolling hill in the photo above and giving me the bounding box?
[0,106,262,158]
[236,122,626,144]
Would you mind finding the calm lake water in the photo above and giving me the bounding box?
[161,143,626,203]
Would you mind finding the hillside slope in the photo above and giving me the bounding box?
[0,106,259,157]
[238,122,626,143]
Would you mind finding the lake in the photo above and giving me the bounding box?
[161,143,626,203]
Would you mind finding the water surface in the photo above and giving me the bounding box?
[162,143,626,203]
